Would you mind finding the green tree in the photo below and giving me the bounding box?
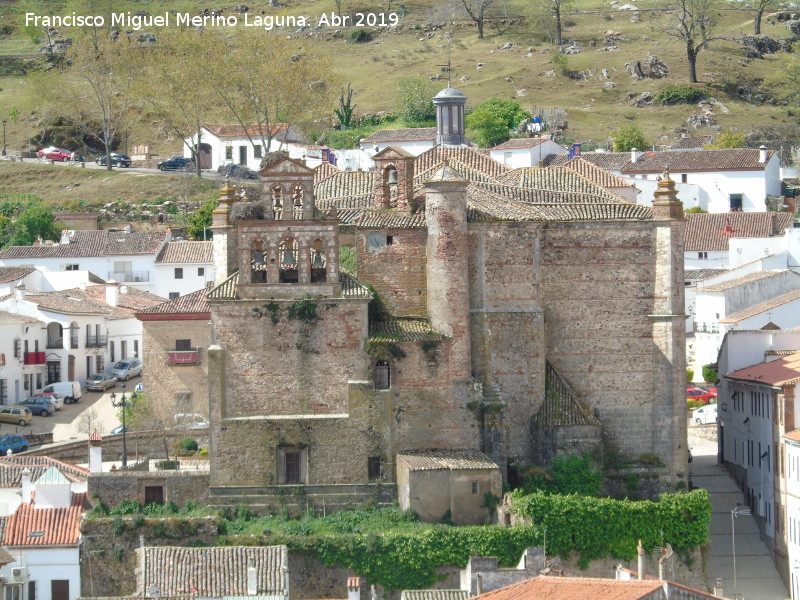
[610,124,648,152]
[753,0,778,34]
[395,77,439,123]
[7,205,61,247]
[187,196,219,241]
[705,129,745,149]
[465,98,529,147]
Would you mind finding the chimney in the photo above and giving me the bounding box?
[630,148,640,163]
[759,145,768,163]
[106,282,119,307]
[347,577,361,600]
[89,430,103,473]
[247,564,257,595]
[637,540,645,581]
[21,468,32,503]
[723,219,733,236]
[14,281,25,301]
[476,575,483,596]
[60,230,72,244]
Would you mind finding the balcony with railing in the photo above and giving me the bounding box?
[107,271,150,283]
[695,322,720,334]
[168,348,200,366]
[86,334,108,347]
[23,352,46,365]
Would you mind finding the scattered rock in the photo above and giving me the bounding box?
[589,40,597,47]
[460,76,469,82]
[602,68,610,78]
[630,12,640,23]
[700,97,730,114]
[137,32,156,44]
[562,45,581,54]
[568,71,586,80]
[600,45,618,51]
[626,53,668,79]
[786,19,800,36]
[505,76,513,82]
[499,42,515,51]
[234,5,249,13]
[476,63,484,70]
[618,3,639,10]
[740,34,790,58]
[540,70,556,77]
[687,113,716,129]
[290,54,300,62]
[516,89,526,96]
[631,91,653,107]
[604,81,617,89]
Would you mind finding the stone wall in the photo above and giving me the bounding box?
[141,319,211,424]
[356,228,427,318]
[88,471,211,506]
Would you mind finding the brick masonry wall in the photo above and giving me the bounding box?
[88,471,211,506]
[356,228,427,318]
[142,320,212,424]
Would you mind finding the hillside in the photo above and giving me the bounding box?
[0,0,798,163]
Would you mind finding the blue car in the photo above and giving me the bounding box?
[0,435,29,454]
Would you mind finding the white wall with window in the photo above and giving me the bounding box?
[153,262,213,299]
[0,312,47,405]
[786,433,800,600]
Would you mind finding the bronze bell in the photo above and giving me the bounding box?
[282,250,295,264]
[312,252,324,268]
[387,168,398,185]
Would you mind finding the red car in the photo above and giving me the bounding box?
[37,147,71,161]
[687,387,716,404]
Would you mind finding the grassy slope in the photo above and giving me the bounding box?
[0,0,795,160]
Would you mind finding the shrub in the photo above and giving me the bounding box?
[654,85,709,106]
[511,453,603,496]
[702,363,718,383]
[157,460,179,470]
[686,368,694,383]
[181,437,199,452]
[350,29,373,43]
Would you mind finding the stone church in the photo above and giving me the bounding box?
[200,87,688,521]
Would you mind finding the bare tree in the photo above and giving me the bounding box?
[530,0,575,47]
[76,408,102,437]
[753,0,778,34]
[458,0,495,39]
[662,0,723,84]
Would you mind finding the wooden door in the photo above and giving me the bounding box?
[51,580,69,600]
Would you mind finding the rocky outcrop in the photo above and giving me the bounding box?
[626,53,668,79]
[739,35,791,58]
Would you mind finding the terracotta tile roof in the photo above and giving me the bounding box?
[0,456,89,488]
[396,449,498,471]
[0,310,40,324]
[491,168,624,201]
[316,194,374,212]
[202,124,294,140]
[699,270,788,293]
[340,272,372,299]
[684,212,794,251]
[361,127,437,143]
[156,241,213,264]
[471,576,665,600]
[207,272,239,301]
[785,429,800,442]
[136,285,211,317]
[0,230,168,260]
[20,285,166,318]
[207,271,370,301]
[355,211,426,229]
[401,591,468,600]
[0,518,8,543]
[0,266,36,283]
[766,349,800,356]
[720,289,800,324]
[54,212,100,220]
[4,493,85,546]
[622,148,775,174]
[726,353,800,386]
[315,171,375,201]
[137,545,288,596]
[490,137,550,150]
[314,162,339,183]
[671,135,712,149]
[562,157,637,190]
[547,152,631,170]
[369,317,446,341]
[415,147,509,180]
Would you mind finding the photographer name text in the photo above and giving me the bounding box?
[25,11,399,31]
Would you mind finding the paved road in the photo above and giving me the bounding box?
[4,156,228,179]
[690,433,790,600]
[0,384,129,443]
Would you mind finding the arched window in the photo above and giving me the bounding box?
[251,241,267,283]
[310,239,327,283]
[46,322,63,349]
[374,360,390,390]
[279,238,299,283]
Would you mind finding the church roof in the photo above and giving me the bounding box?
[207,271,372,301]
[362,128,437,144]
[402,591,468,600]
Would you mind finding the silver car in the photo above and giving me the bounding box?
[111,358,143,381]
[86,373,117,391]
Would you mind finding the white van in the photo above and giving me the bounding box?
[41,381,82,404]
[174,414,209,429]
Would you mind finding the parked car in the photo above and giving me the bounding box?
[217,163,258,179]
[95,153,131,167]
[174,413,209,429]
[686,387,715,404]
[86,373,117,391]
[37,146,71,161]
[0,435,29,454]
[16,397,55,417]
[111,358,143,381]
[41,381,82,404]
[30,392,64,410]
[0,406,32,426]
[110,424,129,434]
[693,403,718,425]
[157,156,193,171]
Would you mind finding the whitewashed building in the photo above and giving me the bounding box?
[154,241,214,299]
[0,310,47,405]
[488,137,568,168]
[785,429,800,600]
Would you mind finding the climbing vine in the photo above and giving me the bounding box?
[288,298,319,324]
[253,301,281,324]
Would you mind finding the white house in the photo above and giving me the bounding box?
[360,127,438,157]
[0,456,88,517]
[0,268,38,297]
[0,284,165,385]
[183,124,309,171]
[0,466,85,600]
[0,310,47,405]
[488,136,568,168]
[785,428,800,600]
[153,241,214,299]
[549,147,781,212]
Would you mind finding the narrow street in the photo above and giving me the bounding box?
[690,433,789,600]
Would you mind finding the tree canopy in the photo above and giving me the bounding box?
[610,124,648,152]
[395,77,439,124]
[466,98,529,147]
[705,129,745,149]
[5,205,61,248]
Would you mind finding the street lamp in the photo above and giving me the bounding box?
[731,504,751,596]
[2,120,7,156]
[110,383,136,468]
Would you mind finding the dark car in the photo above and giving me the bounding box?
[16,397,55,416]
[96,153,132,167]
[0,435,29,454]
[217,163,258,179]
[157,157,193,171]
